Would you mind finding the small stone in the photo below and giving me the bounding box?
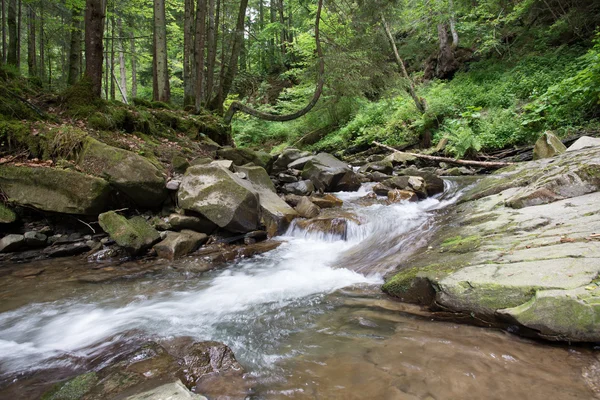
[245,231,268,242]
[387,189,419,203]
[23,231,48,248]
[234,171,247,180]
[166,180,181,191]
[310,194,343,209]
[278,173,298,183]
[0,234,25,253]
[154,230,209,260]
[282,180,315,196]
[169,213,217,234]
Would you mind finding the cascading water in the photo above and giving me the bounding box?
[1,178,596,400]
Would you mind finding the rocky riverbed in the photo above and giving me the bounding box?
[1,135,600,399]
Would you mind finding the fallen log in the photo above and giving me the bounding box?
[373,141,516,169]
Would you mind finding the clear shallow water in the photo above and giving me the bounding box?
[0,179,598,399]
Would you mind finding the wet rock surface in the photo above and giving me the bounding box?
[384,146,600,342]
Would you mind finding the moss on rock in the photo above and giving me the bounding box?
[0,165,111,215]
[98,211,161,255]
[41,372,98,400]
[0,202,17,223]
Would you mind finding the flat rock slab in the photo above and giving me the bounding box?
[123,381,207,400]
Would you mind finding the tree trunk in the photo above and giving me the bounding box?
[153,0,170,102]
[16,0,20,69]
[39,2,45,85]
[210,0,248,113]
[117,18,127,103]
[449,0,459,49]
[205,0,216,104]
[224,0,324,123]
[183,0,194,106]
[129,29,137,98]
[381,15,425,114]
[110,15,115,100]
[67,5,82,85]
[277,0,286,56]
[27,5,36,78]
[6,0,16,66]
[436,23,458,79]
[194,0,207,111]
[84,0,106,97]
[2,0,6,63]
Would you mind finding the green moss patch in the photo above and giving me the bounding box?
[441,235,482,253]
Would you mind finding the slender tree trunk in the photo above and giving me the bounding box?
[110,15,115,100]
[104,11,109,98]
[2,0,6,63]
[67,5,82,85]
[27,5,36,77]
[153,0,170,102]
[129,29,137,98]
[6,0,16,66]
[210,0,248,113]
[277,0,286,56]
[84,0,106,97]
[205,0,216,104]
[117,18,127,103]
[16,0,20,69]
[381,15,425,113]
[258,0,264,71]
[194,0,207,111]
[39,2,45,85]
[436,23,457,79]
[183,0,194,106]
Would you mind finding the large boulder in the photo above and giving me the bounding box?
[217,147,274,172]
[98,211,161,255]
[178,164,260,233]
[295,197,320,219]
[302,153,361,192]
[396,168,445,196]
[533,131,567,160]
[272,148,311,172]
[236,165,298,236]
[359,160,393,175]
[78,138,167,208]
[0,165,111,215]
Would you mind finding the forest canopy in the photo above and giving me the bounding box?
[0,0,599,156]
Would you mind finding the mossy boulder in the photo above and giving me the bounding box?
[0,165,111,215]
[78,137,167,208]
[217,147,275,172]
[98,211,161,255]
[178,164,260,233]
[302,153,361,193]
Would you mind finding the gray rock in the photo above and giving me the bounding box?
[295,197,321,219]
[283,180,315,196]
[217,147,274,171]
[302,153,361,192]
[169,213,216,234]
[23,231,47,248]
[154,230,208,260]
[166,180,181,191]
[288,155,316,170]
[123,381,207,400]
[384,152,417,165]
[273,148,310,172]
[278,173,298,183]
[178,164,260,233]
[567,136,600,152]
[359,160,393,175]
[533,131,567,160]
[0,234,25,253]
[236,165,299,236]
[396,168,445,196]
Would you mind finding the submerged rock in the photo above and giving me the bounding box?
[123,381,206,400]
[98,211,161,255]
[0,165,111,215]
[387,189,418,203]
[533,131,567,160]
[78,138,167,209]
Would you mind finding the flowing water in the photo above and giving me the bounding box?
[0,179,598,399]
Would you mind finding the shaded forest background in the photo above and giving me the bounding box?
[0,0,599,158]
